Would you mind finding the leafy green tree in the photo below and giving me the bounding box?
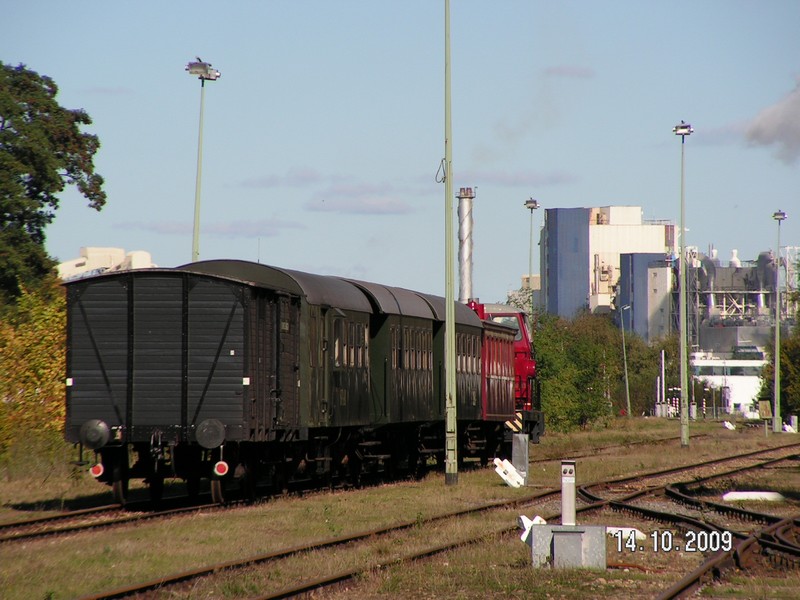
[533,311,615,431]
[759,323,800,421]
[0,62,106,302]
[0,277,66,453]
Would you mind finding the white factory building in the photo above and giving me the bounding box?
[539,206,675,318]
[57,247,156,281]
[533,204,798,419]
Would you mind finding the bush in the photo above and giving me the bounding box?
[0,280,66,455]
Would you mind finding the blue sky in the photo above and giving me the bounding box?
[4,1,799,302]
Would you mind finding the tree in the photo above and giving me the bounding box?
[533,311,615,431]
[759,323,800,421]
[0,62,106,302]
[0,277,66,453]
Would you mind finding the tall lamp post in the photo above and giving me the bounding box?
[524,199,540,331]
[621,305,632,418]
[443,0,458,486]
[186,58,221,263]
[773,209,787,433]
[673,120,693,447]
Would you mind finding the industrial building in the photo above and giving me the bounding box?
[58,247,156,281]
[539,206,675,318]
[533,204,798,418]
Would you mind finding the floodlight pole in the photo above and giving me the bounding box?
[621,305,632,418]
[192,79,207,263]
[773,209,787,433]
[443,0,458,485]
[186,59,221,263]
[525,199,540,332]
[673,121,693,448]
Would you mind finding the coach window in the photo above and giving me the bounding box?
[333,319,343,368]
[403,327,410,369]
[355,323,361,368]
[309,315,317,368]
[347,322,354,367]
[391,327,397,369]
[491,315,522,341]
[472,337,477,373]
[363,324,370,368]
[358,323,365,368]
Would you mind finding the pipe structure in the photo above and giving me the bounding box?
[457,187,476,303]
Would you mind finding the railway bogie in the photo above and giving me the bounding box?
[65,260,542,503]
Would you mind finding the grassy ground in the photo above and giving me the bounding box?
[0,418,796,599]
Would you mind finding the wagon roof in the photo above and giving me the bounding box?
[414,292,483,327]
[179,260,372,312]
[481,302,524,315]
[344,279,435,319]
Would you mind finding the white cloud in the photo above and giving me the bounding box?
[117,217,304,238]
[457,169,578,187]
[746,82,800,164]
[239,167,330,188]
[542,65,595,79]
[305,183,413,215]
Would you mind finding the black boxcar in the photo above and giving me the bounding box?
[65,260,519,502]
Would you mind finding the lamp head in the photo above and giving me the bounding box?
[673,121,693,137]
[524,199,540,211]
[186,60,221,81]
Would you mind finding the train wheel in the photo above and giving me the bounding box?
[237,464,256,501]
[148,476,164,502]
[111,459,129,505]
[186,477,200,499]
[273,462,289,496]
[210,479,225,504]
[112,479,128,505]
[349,454,363,488]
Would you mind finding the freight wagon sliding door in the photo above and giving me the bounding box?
[131,275,246,441]
[186,277,246,441]
[249,293,300,438]
[130,276,183,438]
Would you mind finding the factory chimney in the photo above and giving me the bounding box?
[457,187,476,303]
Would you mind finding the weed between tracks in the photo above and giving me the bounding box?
[0,418,797,599]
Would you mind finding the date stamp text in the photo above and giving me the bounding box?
[612,529,733,553]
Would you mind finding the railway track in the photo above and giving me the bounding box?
[529,433,710,465]
[0,434,722,546]
[72,441,800,599]
[579,448,800,598]
[0,499,222,545]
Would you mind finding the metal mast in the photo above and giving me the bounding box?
[673,120,693,448]
[186,58,221,263]
[443,0,457,485]
[773,209,787,433]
